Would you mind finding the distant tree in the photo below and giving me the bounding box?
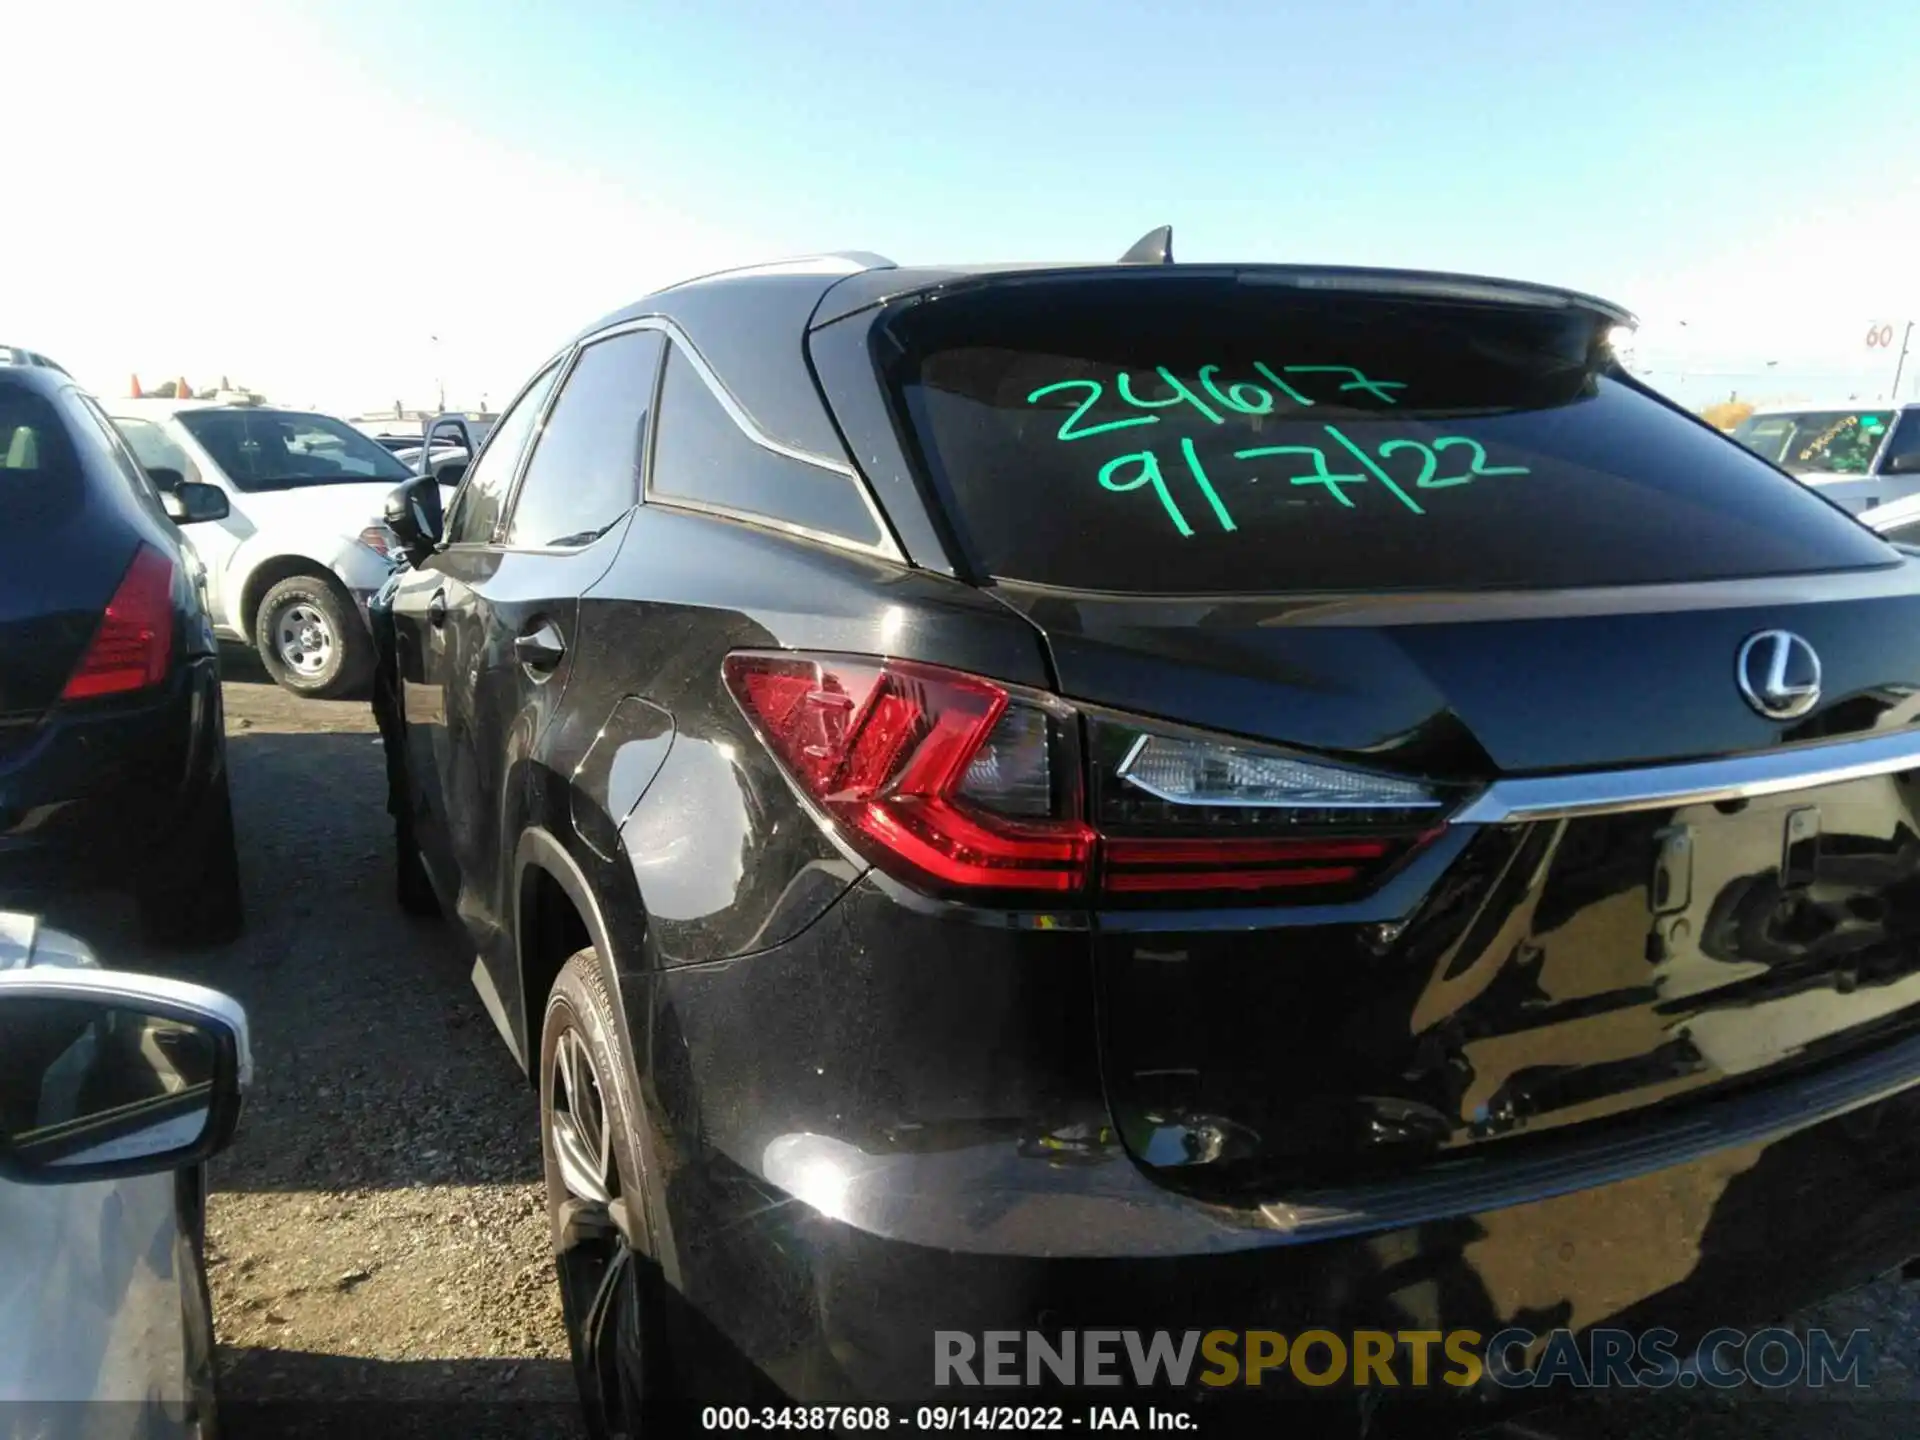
[151,380,180,398]
[1700,400,1753,432]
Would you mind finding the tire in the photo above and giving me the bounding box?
[540,949,672,1435]
[138,769,244,948]
[253,574,370,699]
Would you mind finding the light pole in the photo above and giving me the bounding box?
[430,334,445,414]
[1892,321,1914,403]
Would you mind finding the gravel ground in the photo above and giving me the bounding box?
[35,653,1920,1438]
[42,654,582,1439]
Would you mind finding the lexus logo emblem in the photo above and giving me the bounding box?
[1736,630,1822,720]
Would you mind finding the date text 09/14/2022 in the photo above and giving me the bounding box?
[1024,361,1533,537]
[699,1405,1195,1431]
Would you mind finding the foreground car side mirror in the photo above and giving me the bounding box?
[161,481,230,526]
[384,476,444,564]
[0,969,250,1185]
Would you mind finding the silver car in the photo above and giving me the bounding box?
[0,912,251,1439]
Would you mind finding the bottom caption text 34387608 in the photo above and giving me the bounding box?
[699,1405,1198,1432]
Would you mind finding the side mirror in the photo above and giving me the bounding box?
[1883,451,1920,477]
[435,460,468,487]
[0,969,250,1185]
[384,475,444,562]
[146,466,185,493]
[161,481,230,526]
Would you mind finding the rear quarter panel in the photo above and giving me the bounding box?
[573,503,1052,969]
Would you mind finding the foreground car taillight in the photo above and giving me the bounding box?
[724,652,1451,904]
[61,545,175,700]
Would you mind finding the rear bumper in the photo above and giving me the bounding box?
[0,656,224,896]
[642,876,1920,1415]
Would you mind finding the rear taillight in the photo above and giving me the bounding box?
[1090,720,1444,895]
[722,654,1093,892]
[61,545,175,701]
[724,651,1452,904]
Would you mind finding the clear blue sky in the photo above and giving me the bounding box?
[13,0,1920,410]
[318,0,1913,282]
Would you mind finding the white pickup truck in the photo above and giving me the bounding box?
[104,399,462,697]
[1729,400,1920,514]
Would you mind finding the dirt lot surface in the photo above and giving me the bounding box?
[39,656,1920,1438]
[44,657,583,1438]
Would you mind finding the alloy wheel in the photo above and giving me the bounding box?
[548,1024,646,1434]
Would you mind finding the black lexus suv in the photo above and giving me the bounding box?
[372,245,1920,1433]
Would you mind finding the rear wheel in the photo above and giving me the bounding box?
[541,950,668,1436]
[138,769,244,948]
[254,574,369,699]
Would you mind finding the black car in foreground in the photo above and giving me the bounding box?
[0,361,242,944]
[373,246,1920,1433]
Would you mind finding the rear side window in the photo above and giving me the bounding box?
[649,343,882,547]
[0,381,84,521]
[506,330,663,549]
[879,276,1896,594]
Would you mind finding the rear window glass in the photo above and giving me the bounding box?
[879,275,1896,593]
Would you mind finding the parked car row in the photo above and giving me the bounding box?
[14,241,1920,1434]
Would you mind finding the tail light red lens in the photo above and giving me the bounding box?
[722,654,1094,893]
[724,651,1449,904]
[61,545,176,701]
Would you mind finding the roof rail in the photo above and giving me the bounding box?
[657,251,897,294]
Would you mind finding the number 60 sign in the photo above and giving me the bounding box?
[1867,323,1898,349]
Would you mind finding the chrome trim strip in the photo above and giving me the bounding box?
[1455,726,1920,824]
[584,314,907,564]
[648,495,899,564]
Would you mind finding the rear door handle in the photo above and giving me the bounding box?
[426,590,448,628]
[514,621,567,672]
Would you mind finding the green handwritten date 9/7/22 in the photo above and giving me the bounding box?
[1097,426,1530,537]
